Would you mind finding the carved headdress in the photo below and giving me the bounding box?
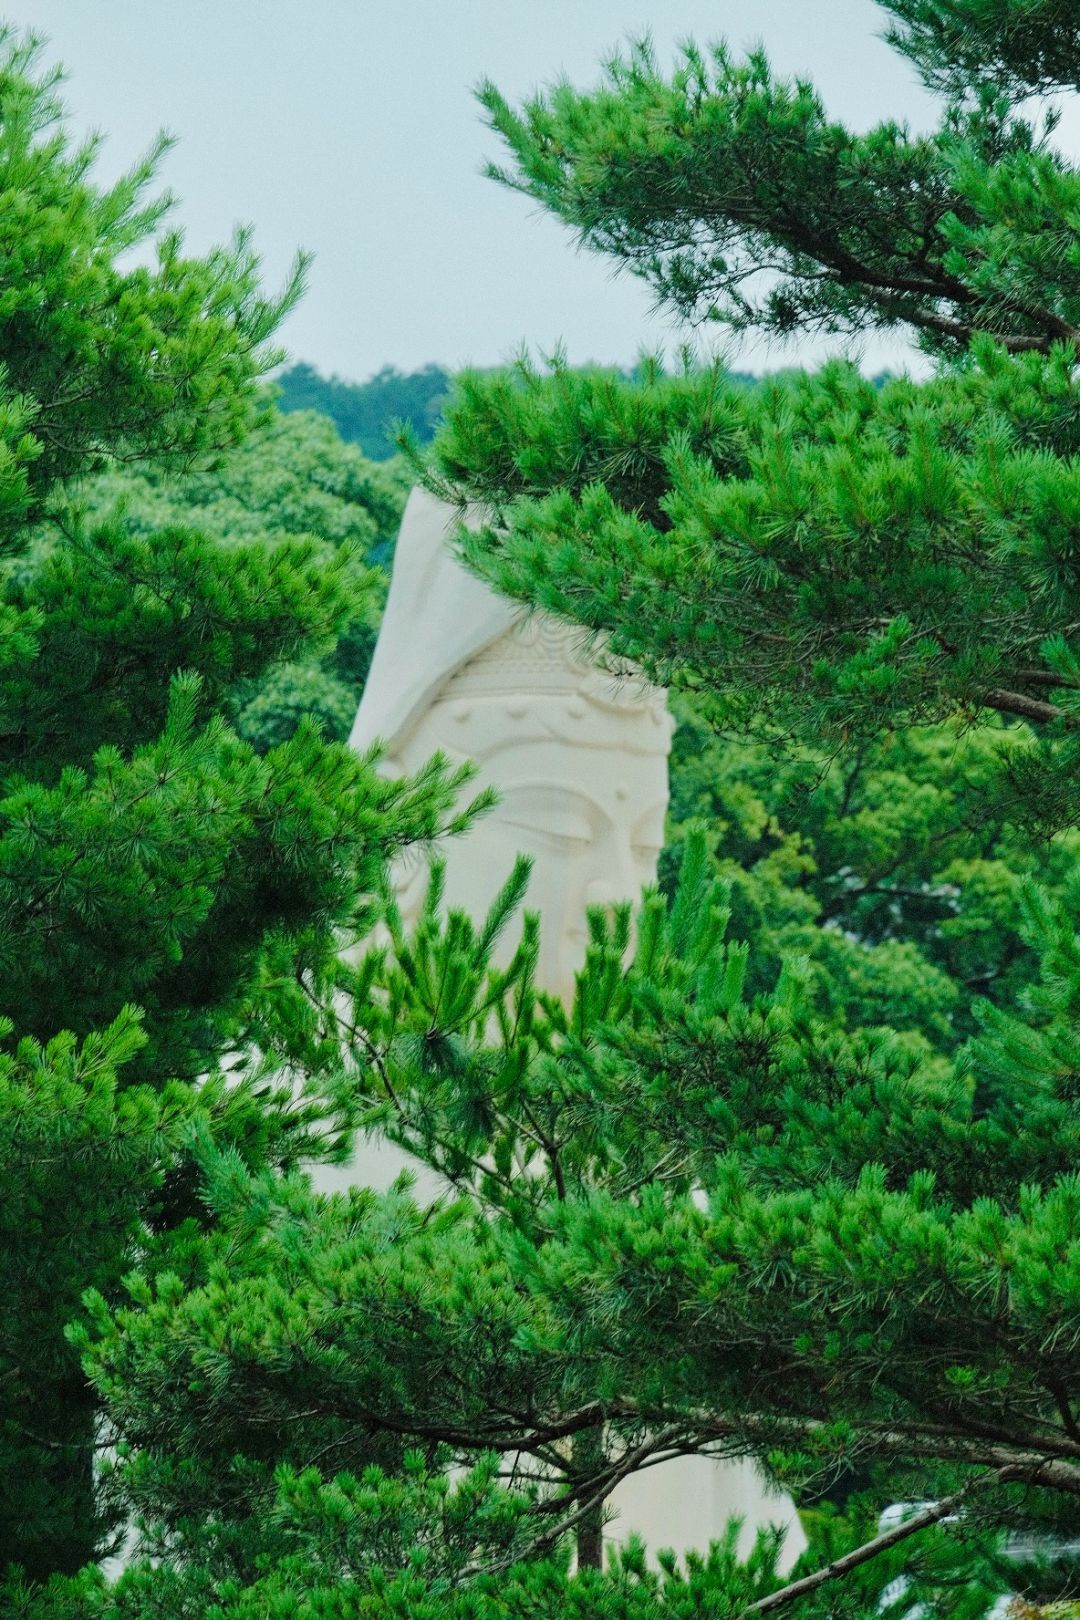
[349,487,668,760]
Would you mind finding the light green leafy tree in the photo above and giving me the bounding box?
[275,359,454,459]
[663,710,1080,1055]
[87,404,409,750]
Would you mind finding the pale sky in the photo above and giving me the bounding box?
[2,1,1021,383]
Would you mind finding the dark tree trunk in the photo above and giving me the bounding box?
[573,1430,606,1570]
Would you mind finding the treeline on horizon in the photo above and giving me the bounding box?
[274,357,863,460]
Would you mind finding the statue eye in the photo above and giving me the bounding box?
[633,841,663,865]
[543,826,594,854]
[498,787,597,854]
[503,818,594,855]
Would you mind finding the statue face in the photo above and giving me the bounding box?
[391,693,670,1004]
[350,490,672,1005]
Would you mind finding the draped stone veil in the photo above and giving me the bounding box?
[349,487,517,763]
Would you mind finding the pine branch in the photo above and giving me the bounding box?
[980,687,1068,725]
[740,1463,1058,1617]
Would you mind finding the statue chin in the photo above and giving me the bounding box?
[326,486,806,1572]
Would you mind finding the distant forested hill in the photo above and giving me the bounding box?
[275,362,452,459]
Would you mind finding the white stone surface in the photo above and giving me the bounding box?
[335,486,806,1571]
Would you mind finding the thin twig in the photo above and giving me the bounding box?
[742,1464,1039,1616]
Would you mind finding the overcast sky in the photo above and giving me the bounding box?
[2,1,996,382]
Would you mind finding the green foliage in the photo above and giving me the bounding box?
[377,0,1080,1606]
[475,34,1070,357]
[0,28,462,1580]
[17,0,1080,1612]
[92,403,406,552]
[439,11,1080,821]
[0,1008,173,1571]
[426,350,1080,827]
[881,0,1080,97]
[663,706,1080,1052]
[276,360,453,459]
[86,405,409,748]
[0,1001,370,1577]
[1,1515,810,1620]
[78,833,1073,1612]
[0,31,302,513]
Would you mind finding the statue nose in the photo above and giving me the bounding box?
[585,838,639,909]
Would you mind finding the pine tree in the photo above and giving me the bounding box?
[22,0,1080,1613]
[421,0,1080,824]
[420,0,1080,1594]
[0,30,462,1578]
[69,829,1070,1615]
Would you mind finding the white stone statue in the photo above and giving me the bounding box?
[350,487,672,1002]
[342,486,806,1570]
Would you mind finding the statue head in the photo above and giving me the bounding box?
[351,488,673,1004]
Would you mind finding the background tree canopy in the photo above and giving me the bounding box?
[86,405,409,750]
[275,360,453,459]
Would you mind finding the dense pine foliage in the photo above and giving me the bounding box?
[11,2,1080,1616]
[0,28,463,1583]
